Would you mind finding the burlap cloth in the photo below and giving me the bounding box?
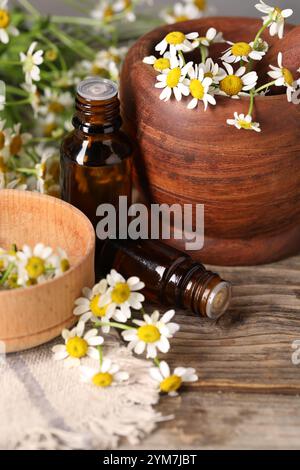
[0,332,166,450]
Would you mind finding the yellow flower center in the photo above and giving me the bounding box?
[104,6,114,19]
[43,122,57,137]
[189,79,205,100]
[194,0,206,11]
[175,15,189,22]
[137,325,161,343]
[0,156,7,173]
[111,282,131,304]
[231,42,252,57]
[0,131,5,150]
[10,135,23,155]
[48,101,64,114]
[0,9,10,29]
[166,67,181,88]
[92,372,113,387]
[220,75,243,96]
[91,64,110,78]
[154,58,170,72]
[273,6,282,19]
[160,375,182,393]
[238,120,253,130]
[45,49,58,62]
[60,258,70,273]
[90,294,108,318]
[7,273,19,289]
[25,256,45,279]
[0,259,4,270]
[282,67,294,87]
[66,336,88,358]
[165,31,185,45]
[204,71,213,78]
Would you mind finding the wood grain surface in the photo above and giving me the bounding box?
[124,253,300,449]
[120,17,300,266]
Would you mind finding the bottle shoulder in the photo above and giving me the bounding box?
[60,129,134,167]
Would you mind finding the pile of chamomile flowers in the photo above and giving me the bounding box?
[0,243,70,290]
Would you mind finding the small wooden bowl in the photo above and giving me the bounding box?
[120,17,300,266]
[0,190,95,353]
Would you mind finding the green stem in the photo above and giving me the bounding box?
[0,262,15,286]
[98,345,103,367]
[94,321,135,331]
[178,50,186,66]
[0,61,21,65]
[36,33,67,72]
[17,0,40,17]
[153,357,160,367]
[16,167,37,175]
[253,18,272,48]
[200,45,207,63]
[248,90,255,116]
[5,85,28,97]
[49,25,95,60]
[5,99,31,106]
[255,80,277,94]
[51,15,107,27]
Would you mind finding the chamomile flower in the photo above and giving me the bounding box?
[0,119,6,150]
[227,112,261,132]
[143,52,171,72]
[186,64,216,110]
[3,123,31,158]
[80,359,129,388]
[100,269,145,322]
[52,321,104,368]
[49,248,70,277]
[194,27,224,47]
[21,83,40,116]
[0,0,19,45]
[121,310,180,359]
[221,41,266,63]
[198,58,226,85]
[113,0,136,22]
[16,243,54,286]
[255,1,293,39]
[73,280,115,333]
[91,1,114,22]
[20,42,44,85]
[39,88,73,120]
[34,145,57,193]
[184,0,207,13]
[155,31,199,56]
[0,80,5,111]
[161,2,202,24]
[150,361,198,396]
[218,63,258,99]
[268,52,296,101]
[155,55,192,102]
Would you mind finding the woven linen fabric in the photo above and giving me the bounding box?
[0,333,165,450]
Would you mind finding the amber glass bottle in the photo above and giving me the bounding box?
[100,239,232,320]
[60,77,133,231]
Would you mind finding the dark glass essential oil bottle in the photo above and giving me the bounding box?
[60,77,133,232]
[100,239,232,320]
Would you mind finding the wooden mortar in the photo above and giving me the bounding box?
[120,17,300,266]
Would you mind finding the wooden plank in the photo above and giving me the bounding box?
[125,391,300,450]
[153,254,300,394]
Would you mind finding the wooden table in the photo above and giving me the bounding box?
[126,255,300,450]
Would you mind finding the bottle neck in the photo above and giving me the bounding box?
[161,258,231,319]
[73,93,122,135]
